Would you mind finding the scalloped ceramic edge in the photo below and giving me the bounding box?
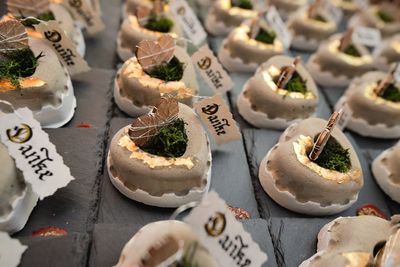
[373,43,394,72]
[335,96,400,138]
[35,72,76,128]
[372,149,400,203]
[306,54,352,88]
[204,11,233,36]
[0,183,38,234]
[217,39,259,72]
[106,141,212,208]
[258,149,358,216]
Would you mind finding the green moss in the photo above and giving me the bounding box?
[147,57,184,82]
[313,137,351,173]
[343,44,362,57]
[140,119,188,158]
[0,48,41,88]
[231,0,253,10]
[145,15,174,33]
[274,71,308,95]
[380,82,400,102]
[313,14,327,22]
[376,10,394,23]
[21,12,55,27]
[255,28,276,44]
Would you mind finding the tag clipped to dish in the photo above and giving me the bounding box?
[264,6,292,49]
[192,45,234,94]
[34,20,90,75]
[0,232,27,267]
[0,106,75,200]
[184,191,268,267]
[169,0,207,46]
[194,94,241,145]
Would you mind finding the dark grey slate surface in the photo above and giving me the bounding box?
[84,0,123,69]
[15,128,104,237]
[19,233,90,267]
[65,68,114,129]
[242,128,392,219]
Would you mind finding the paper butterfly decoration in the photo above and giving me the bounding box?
[129,97,179,146]
[136,34,175,71]
[136,0,164,26]
[7,0,50,18]
[0,19,28,52]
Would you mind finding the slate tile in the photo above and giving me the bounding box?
[84,0,123,69]
[66,68,114,129]
[348,131,398,151]
[242,128,391,219]
[269,218,331,267]
[19,233,90,267]
[319,87,346,108]
[14,128,104,236]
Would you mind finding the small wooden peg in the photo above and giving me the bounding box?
[309,110,341,161]
[308,0,322,19]
[374,64,398,97]
[276,57,301,89]
[339,28,354,52]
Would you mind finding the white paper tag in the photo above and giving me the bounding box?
[394,64,400,82]
[0,232,28,267]
[170,0,207,46]
[265,6,292,49]
[352,26,381,47]
[34,20,90,76]
[184,191,268,267]
[336,102,353,130]
[192,45,233,94]
[194,95,241,145]
[0,108,75,200]
[322,0,343,23]
[62,0,105,35]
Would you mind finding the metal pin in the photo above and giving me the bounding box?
[276,57,301,89]
[309,110,342,161]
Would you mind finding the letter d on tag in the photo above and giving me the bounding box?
[0,108,75,199]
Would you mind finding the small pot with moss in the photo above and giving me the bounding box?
[107,102,212,207]
[287,6,337,52]
[259,117,363,216]
[114,44,199,117]
[218,19,284,72]
[307,33,375,88]
[205,0,258,36]
[117,10,184,61]
[237,55,319,129]
[373,35,400,72]
[348,3,400,39]
[335,71,400,138]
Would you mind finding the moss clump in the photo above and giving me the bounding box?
[231,0,253,10]
[274,71,308,94]
[147,57,184,82]
[343,44,362,57]
[145,15,174,33]
[255,28,276,44]
[313,14,327,22]
[380,82,400,102]
[313,137,351,173]
[376,10,394,23]
[140,119,188,158]
[21,12,55,27]
[0,48,41,88]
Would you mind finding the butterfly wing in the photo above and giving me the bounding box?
[0,20,28,52]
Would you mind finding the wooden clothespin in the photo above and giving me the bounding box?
[308,0,322,18]
[374,63,399,97]
[276,57,301,89]
[339,28,354,52]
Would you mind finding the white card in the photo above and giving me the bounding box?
[354,0,369,10]
[192,45,233,94]
[0,108,75,200]
[169,0,207,46]
[352,26,381,47]
[322,0,343,23]
[336,102,353,130]
[184,191,268,267]
[394,63,400,82]
[193,94,241,145]
[265,6,292,49]
[0,232,27,267]
[62,0,105,35]
[34,20,90,76]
